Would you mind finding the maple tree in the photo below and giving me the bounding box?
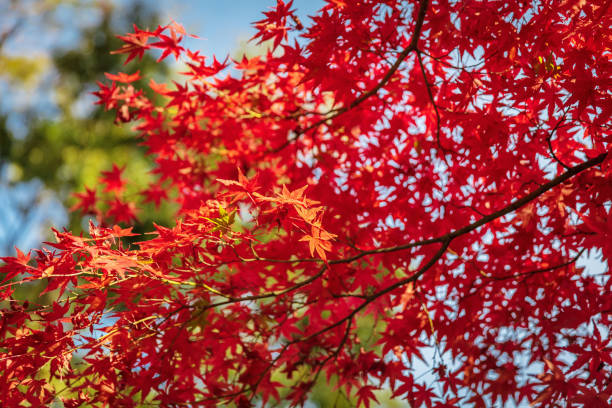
[1,0,611,406]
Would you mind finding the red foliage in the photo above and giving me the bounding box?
[1,1,611,406]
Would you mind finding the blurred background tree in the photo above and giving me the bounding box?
[0,0,174,256]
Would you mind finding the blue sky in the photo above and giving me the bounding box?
[157,0,324,59]
[0,1,324,61]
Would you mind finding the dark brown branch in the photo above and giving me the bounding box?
[445,151,608,241]
[345,0,429,109]
[332,151,606,262]
[364,240,451,304]
[261,151,606,394]
[0,21,20,51]
[202,150,608,311]
[308,242,449,341]
[201,265,328,310]
[311,317,353,383]
[240,240,450,402]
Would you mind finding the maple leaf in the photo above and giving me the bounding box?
[252,0,295,49]
[356,385,379,408]
[294,204,321,225]
[204,205,237,236]
[93,80,120,110]
[111,24,156,64]
[141,184,168,208]
[149,78,170,95]
[109,225,139,239]
[184,54,229,78]
[151,30,184,62]
[299,224,336,261]
[256,184,320,208]
[104,70,141,83]
[0,247,32,283]
[100,164,126,194]
[167,19,199,39]
[234,54,264,71]
[217,167,260,204]
[70,187,97,215]
[106,197,137,224]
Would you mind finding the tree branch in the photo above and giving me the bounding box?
[202,150,608,310]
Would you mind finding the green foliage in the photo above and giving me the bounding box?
[0,54,50,86]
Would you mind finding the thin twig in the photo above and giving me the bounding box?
[416,50,446,154]
[546,112,571,170]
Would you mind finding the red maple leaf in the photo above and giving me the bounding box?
[70,187,98,215]
[151,30,184,62]
[252,0,295,49]
[217,167,260,204]
[111,25,158,64]
[104,70,141,83]
[106,197,137,224]
[100,164,126,194]
[141,184,168,208]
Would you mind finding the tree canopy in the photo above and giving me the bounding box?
[1,0,611,407]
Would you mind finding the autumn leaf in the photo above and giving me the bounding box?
[111,25,156,64]
[100,164,126,194]
[299,224,336,261]
[104,70,141,83]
